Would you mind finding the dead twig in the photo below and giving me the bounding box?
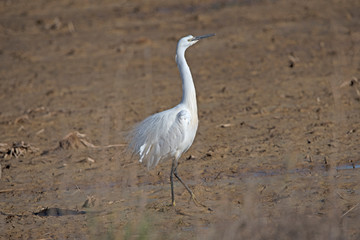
[0,188,26,193]
[100,144,126,148]
[341,202,360,218]
[0,141,39,159]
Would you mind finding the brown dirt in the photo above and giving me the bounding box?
[1,0,360,239]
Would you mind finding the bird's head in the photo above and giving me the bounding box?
[177,33,215,51]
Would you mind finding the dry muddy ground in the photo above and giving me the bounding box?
[1,0,360,239]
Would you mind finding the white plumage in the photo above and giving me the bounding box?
[131,106,196,169]
[128,34,215,206]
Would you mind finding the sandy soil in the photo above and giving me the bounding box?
[1,0,360,239]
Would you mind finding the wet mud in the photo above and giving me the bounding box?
[1,0,360,239]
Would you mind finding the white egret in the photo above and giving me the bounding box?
[129,33,215,207]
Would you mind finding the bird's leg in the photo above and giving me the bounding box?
[170,160,176,206]
[173,163,208,209]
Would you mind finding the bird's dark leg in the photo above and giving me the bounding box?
[173,161,208,208]
[173,164,194,197]
[170,160,176,206]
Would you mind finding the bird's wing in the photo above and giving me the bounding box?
[130,108,192,169]
[164,109,191,153]
[176,109,191,126]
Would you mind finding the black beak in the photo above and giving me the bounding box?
[190,33,215,41]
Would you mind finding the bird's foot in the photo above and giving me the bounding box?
[172,200,176,207]
[189,193,213,211]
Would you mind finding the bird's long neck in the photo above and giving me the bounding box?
[176,49,197,114]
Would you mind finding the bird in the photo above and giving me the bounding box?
[128,33,215,207]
